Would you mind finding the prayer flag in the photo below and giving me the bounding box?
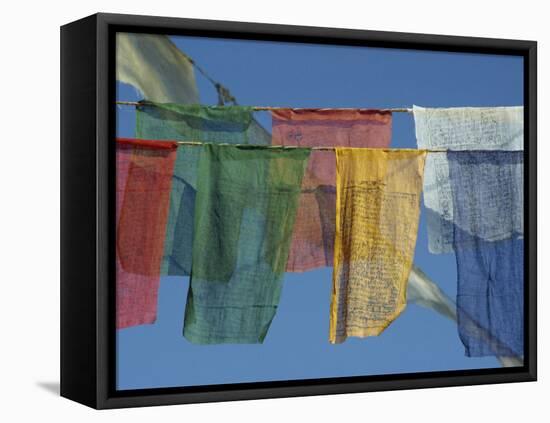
[116,138,177,328]
[330,149,426,343]
[271,109,392,272]
[183,144,310,344]
[136,103,263,276]
[448,151,524,357]
[413,105,523,253]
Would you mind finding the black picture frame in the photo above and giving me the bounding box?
[60,12,537,409]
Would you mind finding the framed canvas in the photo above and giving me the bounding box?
[60,12,537,409]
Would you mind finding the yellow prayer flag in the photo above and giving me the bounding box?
[330,148,427,343]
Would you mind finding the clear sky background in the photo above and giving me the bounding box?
[116,35,523,390]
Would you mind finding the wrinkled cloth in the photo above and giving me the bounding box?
[413,105,523,253]
[116,138,178,329]
[448,151,524,357]
[271,109,392,272]
[330,149,427,343]
[407,264,523,366]
[136,103,264,276]
[116,33,199,104]
[183,144,310,344]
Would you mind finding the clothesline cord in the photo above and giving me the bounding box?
[171,141,444,151]
[164,142,521,153]
[116,138,453,152]
[115,101,412,113]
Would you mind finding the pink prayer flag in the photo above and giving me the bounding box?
[271,109,392,272]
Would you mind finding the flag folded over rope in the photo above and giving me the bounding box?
[116,138,178,329]
[448,151,524,357]
[136,103,263,277]
[271,109,392,272]
[330,149,426,343]
[183,144,310,344]
[413,105,523,254]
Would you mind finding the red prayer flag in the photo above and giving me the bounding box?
[116,138,177,329]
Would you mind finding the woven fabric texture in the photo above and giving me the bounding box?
[116,138,177,329]
[330,149,426,343]
[413,105,523,254]
[448,151,524,357]
[271,109,392,272]
[136,103,264,277]
[183,144,310,344]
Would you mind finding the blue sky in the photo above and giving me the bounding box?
[116,34,523,390]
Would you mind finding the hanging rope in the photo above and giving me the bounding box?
[116,137,453,152]
[116,101,412,113]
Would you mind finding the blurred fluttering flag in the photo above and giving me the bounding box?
[117,33,199,104]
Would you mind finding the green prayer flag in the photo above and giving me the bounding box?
[184,144,310,344]
[136,102,266,276]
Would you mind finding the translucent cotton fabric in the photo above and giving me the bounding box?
[448,151,524,357]
[413,105,523,253]
[136,103,264,276]
[330,149,427,343]
[116,138,177,329]
[183,144,310,344]
[271,109,392,272]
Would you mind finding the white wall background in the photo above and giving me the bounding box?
[0,0,546,420]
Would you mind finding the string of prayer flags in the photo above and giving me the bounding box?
[271,109,392,272]
[116,138,177,329]
[413,105,523,254]
[330,149,427,343]
[136,103,263,277]
[183,144,310,344]
[448,151,524,357]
